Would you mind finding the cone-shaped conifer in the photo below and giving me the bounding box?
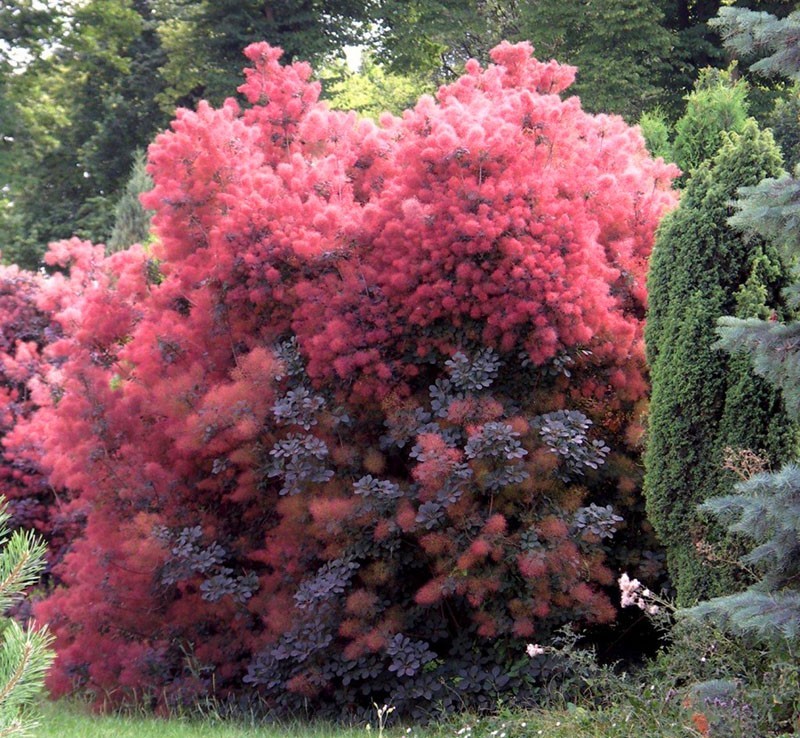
[670,68,749,178]
[644,119,797,605]
[107,151,153,253]
[682,4,800,657]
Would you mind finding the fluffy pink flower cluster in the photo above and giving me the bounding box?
[526,643,546,657]
[618,572,659,615]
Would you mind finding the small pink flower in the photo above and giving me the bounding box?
[526,643,545,657]
[618,572,642,608]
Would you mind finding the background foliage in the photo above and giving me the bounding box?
[1,0,799,269]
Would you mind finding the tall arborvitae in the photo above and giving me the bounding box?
[684,5,800,644]
[670,67,750,178]
[644,119,797,605]
[107,151,153,253]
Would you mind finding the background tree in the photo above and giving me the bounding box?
[644,117,796,606]
[0,0,61,153]
[374,0,674,120]
[549,0,674,119]
[0,0,168,269]
[373,0,794,122]
[1,0,383,269]
[152,0,378,113]
[107,150,154,253]
[372,0,517,80]
[318,52,428,120]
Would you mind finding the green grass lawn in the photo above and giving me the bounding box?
[28,700,699,738]
[31,701,370,738]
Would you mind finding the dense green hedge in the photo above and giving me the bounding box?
[644,119,797,605]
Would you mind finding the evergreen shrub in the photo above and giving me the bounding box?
[644,118,797,606]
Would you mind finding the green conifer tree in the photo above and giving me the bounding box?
[682,5,800,646]
[644,119,797,606]
[638,108,673,161]
[686,463,800,640]
[0,499,53,737]
[107,150,153,254]
[671,67,750,177]
[711,6,800,83]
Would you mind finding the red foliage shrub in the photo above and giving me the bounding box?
[21,42,677,717]
[0,264,70,569]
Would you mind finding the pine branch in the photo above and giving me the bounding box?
[716,317,800,418]
[0,498,54,736]
[0,721,26,738]
[0,621,54,718]
[687,464,800,644]
[0,531,48,615]
[684,590,800,642]
[710,8,800,82]
[728,171,800,261]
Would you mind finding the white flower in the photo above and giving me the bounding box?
[526,643,545,657]
[618,572,643,608]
